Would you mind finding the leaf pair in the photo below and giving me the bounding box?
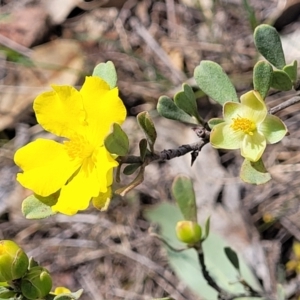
[157,84,203,125]
[253,25,298,96]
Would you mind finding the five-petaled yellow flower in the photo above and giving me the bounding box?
[210,90,287,162]
[14,76,126,215]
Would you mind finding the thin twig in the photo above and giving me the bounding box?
[269,95,300,115]
[0,33,33,58]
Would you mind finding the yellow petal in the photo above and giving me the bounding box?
[14,139,80,196]
[92,186,112,211]
[210,122,243,149]
[286,260,297,272]
[293,242,300,259]
[240,90,267,124]
[259,114,287,144]
[34,85,85,138]
[94,146,118,193]
[52,158,100,215]
[223,102,243,121]
[53,287,71,295]
[241,132,266,162]
[80,77,127,144]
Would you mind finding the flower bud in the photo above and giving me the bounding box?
[176,221,202,244]
[21,266,52,299]
[0,240,29,282]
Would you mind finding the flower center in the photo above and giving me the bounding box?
[64,135,94,160]
[230,117,256,135]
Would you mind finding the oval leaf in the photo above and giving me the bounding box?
[104,123,129,156]
[137,112,157,152]
[171,175,197,222]
[157,96,198,124]
[283,60,298,83]
[123,163,141,175]
[22,195,57,219]
[174,84,203,124]
[92,61,117,89]
[139,138,148,161]
[194,61,238,105]
[224,247,240,273]
[204,216,210,239]
[254,25,286,69]
[271,70,293,91]
[240,158,271,184]
[253,61,273,99]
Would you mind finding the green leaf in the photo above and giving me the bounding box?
[123,163,141,175]
[254,24,285,69]
[276,284,285,300]
[53,289,84,300]
[137,112,157,152]
[194,61,238,105]
[144,203,262,299]
[204,216,210,239]
[22,195,57,219]
[157,96,199,124]
[92,61,117,89]
[171,175,197,222]
[271,70,293,91]
[253,61,273,99]
[207,118,224,129]
[104,123,129,156]
[240,158,271,185]
[0,286,16,299]
[174,84,203,124]
[139,138,148,161]
[283,60,298,83]
[224,247,240,273]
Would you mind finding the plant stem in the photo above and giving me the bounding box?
[269,95,300,115]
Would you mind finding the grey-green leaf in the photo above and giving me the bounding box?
[240,158,271,184]
[194,61,238,105]
[276,284,285,300]
[253,61,273,99]
[22,195,57,219]
[254,24,286,69]
[137,112,157,152]
[157,96,199,124]
[271,70,293,91]
[104,123,129,156]
[174,84,203,124]
[172,175,197,222]
[283,60,298,83]
[92,61,117,88]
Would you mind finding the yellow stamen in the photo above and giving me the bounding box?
[230,117,256,135]
[64,135,94,159]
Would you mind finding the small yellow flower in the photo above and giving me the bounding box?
[210,90,287,162]
[14,77,126,215]
[52,287,71,295]
[286,242,300,274]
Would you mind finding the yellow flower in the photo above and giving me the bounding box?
[210,90,287,162]
[52,287,71,295]
[14,77,126,215]
[286,242,300,274]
